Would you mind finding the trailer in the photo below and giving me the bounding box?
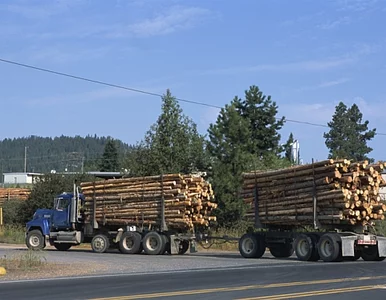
[232,182,386,262]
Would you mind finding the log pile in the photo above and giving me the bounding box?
[0,188,31,207]
[242,159,386,227]
[80,174,217,231]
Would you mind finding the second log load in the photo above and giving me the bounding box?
[242,159,386,226]
[0,188,31,207]
[80,173,217,230]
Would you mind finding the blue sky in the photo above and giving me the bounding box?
[1,0,386,164]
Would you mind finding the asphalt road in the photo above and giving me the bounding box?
[1,250,386,299]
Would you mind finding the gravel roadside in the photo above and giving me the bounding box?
[0,243,302,282]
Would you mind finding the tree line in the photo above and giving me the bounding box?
[1,85,377,227]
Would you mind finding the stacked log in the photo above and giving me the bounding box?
[0,188,31,207]
[80,174,217,231]
[242,159,386,227]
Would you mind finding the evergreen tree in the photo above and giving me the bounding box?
[135,89,208,176]
[99,138,120,172]
[324,102,376,161]
[236,85,285,156]
[284,132,295,163]
[207,86,289,226]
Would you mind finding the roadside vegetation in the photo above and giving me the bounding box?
[0,85,383,253]
[0,225,25,244]
[0,249,47,272]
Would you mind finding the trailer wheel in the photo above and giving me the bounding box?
[178,240,189,255]
[119,232,142,254]
[91,234,110,253]
[269,242,294,258]
[294,234,319,261]
[142,232,165,255]
[54,243,72,251]
[239,233,266,258]
[317,233,342,262]
[361,246,385,261]
[26,230,45,251]
[345,250,361,261]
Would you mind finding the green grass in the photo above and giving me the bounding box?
[0,225,26,244]
[0,249,47,271]
[198,223,252,251]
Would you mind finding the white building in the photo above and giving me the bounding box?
[2,172,43,185]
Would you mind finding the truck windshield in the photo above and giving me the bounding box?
[55,198,70,210]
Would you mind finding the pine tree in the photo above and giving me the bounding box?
[207,86,289,226]
[324,102,376,161]
[132,89,208,176]
[99,139,120,172]
[284,132,295,163]
[236,85,285,156]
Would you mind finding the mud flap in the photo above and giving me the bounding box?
[340,236,356,257]
[377,236,386,257]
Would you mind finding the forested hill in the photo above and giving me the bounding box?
[0,135,130,174]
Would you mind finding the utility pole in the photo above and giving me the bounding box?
[24,146,28,173]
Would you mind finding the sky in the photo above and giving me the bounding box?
[1,0,386,165]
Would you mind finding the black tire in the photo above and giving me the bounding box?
[269,243,294,258]
[361,246,386,261]
[53,243,72,251]
[142,232,165,255]
[239,233,266,258]
[119,232,142,254]
[178,240,189,255]
[91,234,110,253]
[344,249,361,261]
[294,233,320,261]
[26,230,45,251]
[317,233,342,262]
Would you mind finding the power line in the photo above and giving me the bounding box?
[0,58,220,109]
[1,57,386,135]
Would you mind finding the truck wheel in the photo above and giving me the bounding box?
[91,234,110,253]
[294,234,319,261]
[269,243,294,258]
[54,243,72,251]
[119,232,142,254]
[361,246,385,261]
[317,233,342,262]
[26,230,45,251]
[239,233,266,258]
[142,232,165,255]
[178,240,189,255]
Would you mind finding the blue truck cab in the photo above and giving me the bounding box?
[25,185,87,251]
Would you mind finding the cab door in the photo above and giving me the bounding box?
[52,198,70,230]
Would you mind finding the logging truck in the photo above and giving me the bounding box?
[25,183,198,255]
[24,158,386,263]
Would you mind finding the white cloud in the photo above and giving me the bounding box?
[318,16,351,30]
[203,57,355,75]
[335,0,379,12]
[106,6,213,38]
[296,78,351,91]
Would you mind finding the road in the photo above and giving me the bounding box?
[0,245,386,299]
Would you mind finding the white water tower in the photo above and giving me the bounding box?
[291,140,300,165]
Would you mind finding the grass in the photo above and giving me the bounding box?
[0,225,25,244]
[0,249,47,271]
[197,223,252,251]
